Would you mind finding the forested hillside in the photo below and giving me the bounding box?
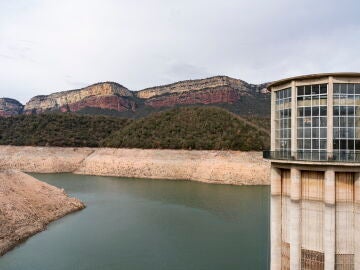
[0,107,269,150]
[0,114,129,147]
[103,107,269,150]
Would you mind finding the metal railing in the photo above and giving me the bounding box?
[263,150,360,162]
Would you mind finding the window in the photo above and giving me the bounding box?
[333,83,360,158]
[275,88,291,153]
[297,84,327,160]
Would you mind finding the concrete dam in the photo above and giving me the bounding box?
[265,73,360,270]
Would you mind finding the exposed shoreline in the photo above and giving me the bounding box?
[0,170,85,256]
[0,146,268,256]
[0,146,270,185]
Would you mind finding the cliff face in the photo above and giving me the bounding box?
[24,82,134,114]
[136,76,254,98]
[3,76,269,117]
[59,95,136,112]
[144,86,244,107]
[0,98,24,117]
[137,76,267,108]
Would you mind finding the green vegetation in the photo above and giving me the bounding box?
[243,116,271,131]
[0,113,130,147]
[214,95,271,117]
[102,107,269,150]
[0,107,269,150]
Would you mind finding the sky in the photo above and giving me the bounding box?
[1,0,360,103]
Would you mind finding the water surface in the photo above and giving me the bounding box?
[0,174,269,270]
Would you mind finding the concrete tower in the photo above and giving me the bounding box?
[265,73,360,270]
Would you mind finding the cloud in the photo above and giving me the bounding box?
[0,0,359,103]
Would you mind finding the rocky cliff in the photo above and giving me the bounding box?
[3,76,269,117]
[136,76,255,98]
[0,98,24,117]
[136,76,268,109]
[143,85,244,107]
[24,82,135,114]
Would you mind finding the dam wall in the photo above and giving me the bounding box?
[271,164,360,269]
[0,146,269,185]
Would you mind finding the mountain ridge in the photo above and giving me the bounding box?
[135,75,267,98]
[0,75,270,118]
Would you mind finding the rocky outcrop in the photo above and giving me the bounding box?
[0,98,23,117]
[137,76,267,108]
[2,76,269,117]
[0,170,84,255]
[24,82,134,114]
[136,76,257,99]
[59,95,136,112]
[0,146,270,185]
[144,86,245,107]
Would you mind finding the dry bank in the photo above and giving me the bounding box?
[0,146,269,185]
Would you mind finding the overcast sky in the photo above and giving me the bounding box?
[1,0,360,103]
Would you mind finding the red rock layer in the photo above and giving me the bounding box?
[144,87,247,108]
[59,95,136,112]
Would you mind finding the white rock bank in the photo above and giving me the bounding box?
[0,146,270,185]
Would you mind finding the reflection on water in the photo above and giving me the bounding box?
[0,173,269,270]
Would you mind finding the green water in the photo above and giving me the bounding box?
[0,174,270,270]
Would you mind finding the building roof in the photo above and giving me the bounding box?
[268,72,360,89]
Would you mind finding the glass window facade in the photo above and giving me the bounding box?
[297,84,327,160]
[333,83,360,158]
[275,88,291,153]
[269,77,360,162]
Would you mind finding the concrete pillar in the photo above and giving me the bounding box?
[291,81,297,157]
[271,166,282,270]
[336,172,355,266]
[271,91,276,152]
[354,173,360,269]
[290,168,301,269]
[324,169,335,270]
[327,76,334,159]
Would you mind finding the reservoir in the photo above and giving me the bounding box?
[0,174,269,270]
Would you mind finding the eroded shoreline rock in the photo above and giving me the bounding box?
[0,170,85,256]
